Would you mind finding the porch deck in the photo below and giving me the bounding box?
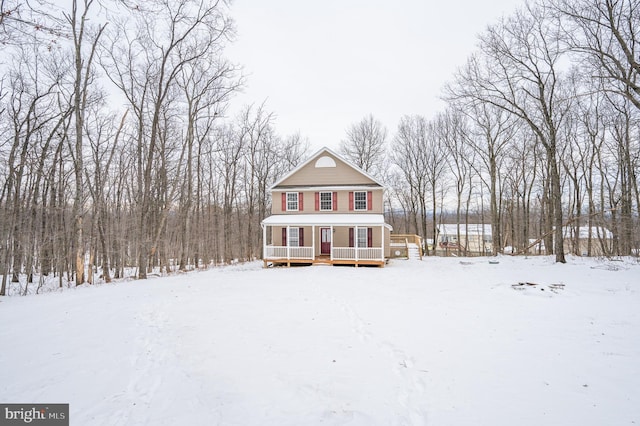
[263,256,385,268]
[262,245,386,268]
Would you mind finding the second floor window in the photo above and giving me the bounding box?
[354,191,367,210]
[320,192,333,211]
[287,192,299,211]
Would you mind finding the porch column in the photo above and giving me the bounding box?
[312,225,315,260]
[286,225,290,260]
[330,226,334,260]
[355,226,359,262]
[262,224,267,261]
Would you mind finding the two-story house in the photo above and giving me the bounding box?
[261,147,392,267]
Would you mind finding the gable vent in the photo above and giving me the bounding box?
[315,156,336,168]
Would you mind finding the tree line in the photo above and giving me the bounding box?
[1,0,638,295]
[339,0,639,263]
[0,0,308,295]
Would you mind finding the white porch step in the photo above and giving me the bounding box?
[407,243,421,260]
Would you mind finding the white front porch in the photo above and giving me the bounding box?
[263,245,384,262]
[261,214,392,267]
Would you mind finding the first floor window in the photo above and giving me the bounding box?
[357,228,368,247]
[287,192,299,211]
[289,227,299,247]
[354,191,367,210]
[349,227,373,248]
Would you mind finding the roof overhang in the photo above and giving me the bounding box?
[274,185,383,192]
[262,214,393,230]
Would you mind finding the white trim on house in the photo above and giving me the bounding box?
[269,185,383,192]
[262,214,393,230]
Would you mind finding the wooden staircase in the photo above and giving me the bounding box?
[390,234,423,260]
[407,243,422,260]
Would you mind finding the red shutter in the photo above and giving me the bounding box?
[367,228,373,247]
[315,192,319,211]
[281,193,286,211]
[299,192,304,211]
[349,228,354,247]
[299,228,304,246]
[333,192,338,210]
[367,191,373,211]
[282,228,287,246]
[349,192,354,211]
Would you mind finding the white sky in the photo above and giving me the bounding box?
[226,0,525,151]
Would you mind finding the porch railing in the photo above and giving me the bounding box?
[332,247,383,261]
[264,245,383,261]
[264,245,313,259]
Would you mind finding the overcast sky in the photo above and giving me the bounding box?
[226,0,525,152]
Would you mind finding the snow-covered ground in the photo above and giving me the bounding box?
[1,256,639,425]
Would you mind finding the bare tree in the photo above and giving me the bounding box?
[65,0,107,285]
[392,116,430,244]
[503,127,540,253]
[279,132,310,171]
[0,0,65,47]
[237,104,276,260]
[436,109,476,255]
[577,91,608,256]
[84,106,126,283]
[550,0,640,111]
[101,0,234,278]
[340,114,387,175]
[603,94,639,255]
[446,99,517,255]
[391,115,446,253]
[0,38,74,295]
[176,54,239,271]
[213,124,241,263]
[448,5,572,262]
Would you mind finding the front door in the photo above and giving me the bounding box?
[320,228,331,255]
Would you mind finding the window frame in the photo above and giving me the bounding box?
[319,191,333,211]
[354,191,367,211]
[286,192,299,211]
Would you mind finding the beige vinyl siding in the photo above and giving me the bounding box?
[384,227,391,257]
[277,152,378,187]
[272,190,384,214]
[333,228,350,248]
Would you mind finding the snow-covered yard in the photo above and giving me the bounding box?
[1,256,639,425]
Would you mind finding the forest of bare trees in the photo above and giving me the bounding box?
[369,0,639,262]
[1,0,639,295]
[0,0,308,295]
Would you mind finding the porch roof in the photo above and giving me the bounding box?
[262,214,392,230]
